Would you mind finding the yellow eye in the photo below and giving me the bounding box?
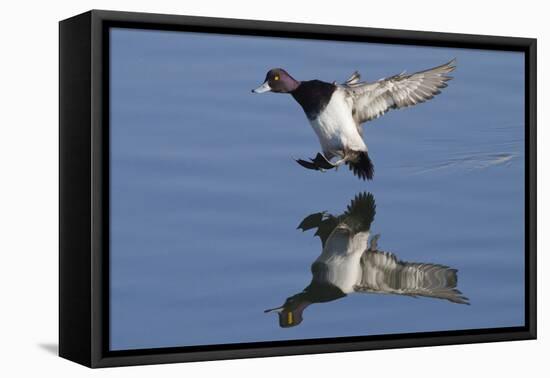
[274,75,280,81]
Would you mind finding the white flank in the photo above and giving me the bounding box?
[313,228,369,293]
[309,89,367,156]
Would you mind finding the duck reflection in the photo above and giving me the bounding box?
[265,192,469,328]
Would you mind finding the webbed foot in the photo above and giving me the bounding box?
[295,153,336,171]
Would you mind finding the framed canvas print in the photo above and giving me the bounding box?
[59,10,536,368]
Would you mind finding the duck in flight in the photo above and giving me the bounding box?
[252,60,456,180]
[265,192,468,328]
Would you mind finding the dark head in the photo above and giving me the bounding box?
[264,292,311,328]
[252,68,300,94]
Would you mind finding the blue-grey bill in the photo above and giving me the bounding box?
[252,82,271,93]
[264,306,284,313]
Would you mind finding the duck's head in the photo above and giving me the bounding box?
[252,68,300,94]
[264,293,311,328]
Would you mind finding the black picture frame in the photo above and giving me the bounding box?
[59,9,537,368]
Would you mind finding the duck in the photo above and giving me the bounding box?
[252,60,456,180]
[264,192,468,328]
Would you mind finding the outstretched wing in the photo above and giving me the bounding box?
[343,59,456,125]
[355,250,469,304]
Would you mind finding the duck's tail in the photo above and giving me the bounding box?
[346,150,374,180]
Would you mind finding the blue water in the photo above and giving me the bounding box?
[109,28,525,350]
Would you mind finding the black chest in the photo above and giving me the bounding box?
[304,279,347,304]
[291,80,336,120]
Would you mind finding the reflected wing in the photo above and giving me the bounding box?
[355,250,469,304]
[343,59,455,124]
[343,192,376,233]
[297,192,375,248]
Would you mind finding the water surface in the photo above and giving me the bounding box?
[109,28,525,350]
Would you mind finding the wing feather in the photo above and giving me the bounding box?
[343,59,456,124]
[344,70,361,85]
[354,249,469,304]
